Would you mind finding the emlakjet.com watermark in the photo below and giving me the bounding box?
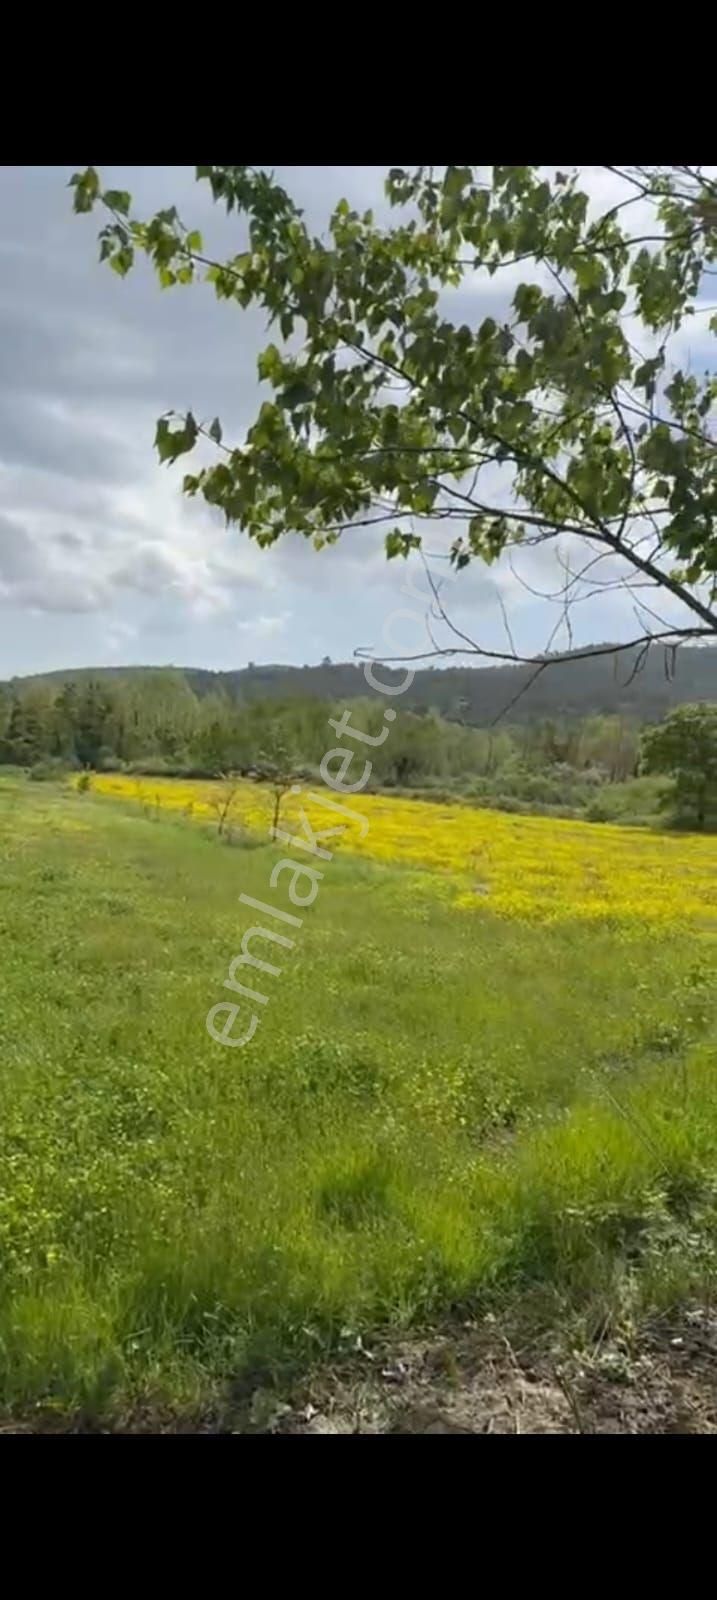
[206,559,456,1048]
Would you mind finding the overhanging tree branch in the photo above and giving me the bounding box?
[69,162,717,660]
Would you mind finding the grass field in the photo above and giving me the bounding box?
[1,771,716,1425]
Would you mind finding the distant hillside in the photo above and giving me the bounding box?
[5,643,717,726]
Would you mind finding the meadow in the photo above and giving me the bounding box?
[1,769,716,1424]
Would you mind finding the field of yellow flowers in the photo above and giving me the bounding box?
[86,772,717,929]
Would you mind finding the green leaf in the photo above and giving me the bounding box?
[209,417,223,446]
[109,246,134,277]
[70,167,101,214]
[155,412,198,465]
[258,344,283,383]
[103,189,131,216]
[186,230,203,254]
[385,528,421,559]
[443,166,472,200]
[513,283,542,322]
[281,380,314,408]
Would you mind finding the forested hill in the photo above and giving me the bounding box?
[6,643,717,726]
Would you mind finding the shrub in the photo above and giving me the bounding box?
[126,757,175,777]
[28,759,66,783]
[587,799,611,823]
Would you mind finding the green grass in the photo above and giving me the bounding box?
[0,773,716,1423]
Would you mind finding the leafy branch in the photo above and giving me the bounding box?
[69,163,717,660]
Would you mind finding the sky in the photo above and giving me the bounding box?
[1,165,714,680]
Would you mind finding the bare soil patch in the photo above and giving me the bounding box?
[264,1307,717,1435]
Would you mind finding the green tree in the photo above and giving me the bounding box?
[577,715,639,781]
[70,165,717,663]
[74,680,117,769]
[0,699,43,765]
[124,669,200,761]
[207,772,243,839]
[0,686,10,750]
[253,721,302,835]
[192,698,240,775]
[51,680,80,761]
[641,703,717,829]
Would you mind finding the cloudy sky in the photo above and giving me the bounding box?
[1,166,713,680]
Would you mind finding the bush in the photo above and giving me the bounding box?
[388,785,460,806]
[492,795,523,814]
[586,799,610,823]
[28,759,66,783]
[221,827,266,850]
[125,757,175,777]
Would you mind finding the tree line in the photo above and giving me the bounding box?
[0,666,639,777]
[2,668,715,828]
[13,644,717,724]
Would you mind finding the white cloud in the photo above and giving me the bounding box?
[112,543,201,596]
[6,575,111,614]
[237,611,291,638]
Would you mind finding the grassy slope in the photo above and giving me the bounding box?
[0,774,716,1422]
